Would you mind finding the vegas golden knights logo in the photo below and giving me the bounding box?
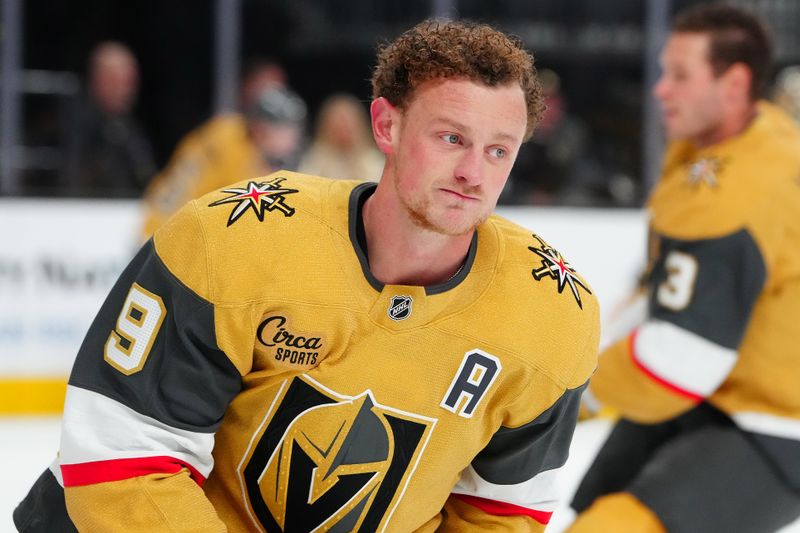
[209,177,299,226]
[241,376,436,532]
[528,234,591,309]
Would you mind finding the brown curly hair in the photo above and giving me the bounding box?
[371,19,545,141]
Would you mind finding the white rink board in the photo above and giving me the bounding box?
[0,199,142,377]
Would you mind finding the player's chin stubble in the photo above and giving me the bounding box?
[404,195,486,236]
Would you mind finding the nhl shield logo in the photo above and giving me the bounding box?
[388,295,413,321]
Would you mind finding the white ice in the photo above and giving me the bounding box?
[0,416,798,532]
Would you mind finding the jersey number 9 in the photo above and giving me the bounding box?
[104,283,167,375]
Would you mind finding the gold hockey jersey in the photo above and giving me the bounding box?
[590,102,800,488]
[41,172,598,532]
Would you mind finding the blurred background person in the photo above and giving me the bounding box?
[140,61,306,237]
[298,93,384,181]
[773,65,800,124]
[63,41,156,197]
[239,58,288,113]
[502,69,597,206]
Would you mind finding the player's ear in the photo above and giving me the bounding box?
[722,62,753,102]
[370,97,398,155]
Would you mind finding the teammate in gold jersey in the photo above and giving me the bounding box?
[569,5,800,533]
[15,20,600,532]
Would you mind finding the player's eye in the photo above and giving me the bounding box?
[441,133,460,144]
[489,147,507,159]
[670,68,687,82]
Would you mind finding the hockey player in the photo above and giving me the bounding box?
[568,4,800,533]
[15,20,599,532]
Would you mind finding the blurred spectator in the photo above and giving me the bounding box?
[298,93,384,181]
[240,58,288,111]
[248,83,307,170]
[503,69,593,205]
[63,41,156,197]
[773,65,800,124]
[140,62,306,237]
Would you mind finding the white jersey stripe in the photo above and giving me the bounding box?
[49,456,64,486]
[59,385,215,477]
[634,320,737,398]
[732,412,800,441]
[450,464,562,513]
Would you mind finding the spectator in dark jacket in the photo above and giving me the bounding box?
[63,41,156,197]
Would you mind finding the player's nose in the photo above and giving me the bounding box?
[454,147,485,186]
[653,75,671,101]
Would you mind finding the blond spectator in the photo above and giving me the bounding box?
[299,93,384,181]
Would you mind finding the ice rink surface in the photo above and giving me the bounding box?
[1,416,798,532]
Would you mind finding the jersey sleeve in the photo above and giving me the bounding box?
[60,202,243,530]
[441,381,588,531]
[590,229,767,423]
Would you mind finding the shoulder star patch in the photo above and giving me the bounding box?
[528,234,591,309]
[686,157,723,188]
[209,176,298,226]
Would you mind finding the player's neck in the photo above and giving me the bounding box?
[693,101,758,149]
[362,187,473,287]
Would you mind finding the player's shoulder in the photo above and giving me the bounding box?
[197,113,247,141]
[470,215,599,387]
[745,103,800,171]
[651,107,800,240]
[487,215,593,294]
[487,215,597,315]
[171,114,248,154]
[191,170,358,228]
[153,171,361,301]
[757,101,800,149]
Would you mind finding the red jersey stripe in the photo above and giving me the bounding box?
[61,456,206,487]
[453,493,553,524]
[629,329,704,402]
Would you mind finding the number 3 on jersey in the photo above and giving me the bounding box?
[657,251,698,311]
[104,283,166,375]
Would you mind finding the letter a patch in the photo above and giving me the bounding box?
[440,350,502,418]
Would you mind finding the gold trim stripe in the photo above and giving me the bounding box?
[0,379,67,414]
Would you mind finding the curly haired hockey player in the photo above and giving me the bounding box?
[14,19,599,532]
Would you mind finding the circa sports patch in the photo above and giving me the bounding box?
[255,314,325,368]
[209,176,298,226]
[528,234,591,309]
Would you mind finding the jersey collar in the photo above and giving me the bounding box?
[347,182,478,295]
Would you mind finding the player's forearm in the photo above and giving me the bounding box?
[65,471,226,532]
[590,335,697,424]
